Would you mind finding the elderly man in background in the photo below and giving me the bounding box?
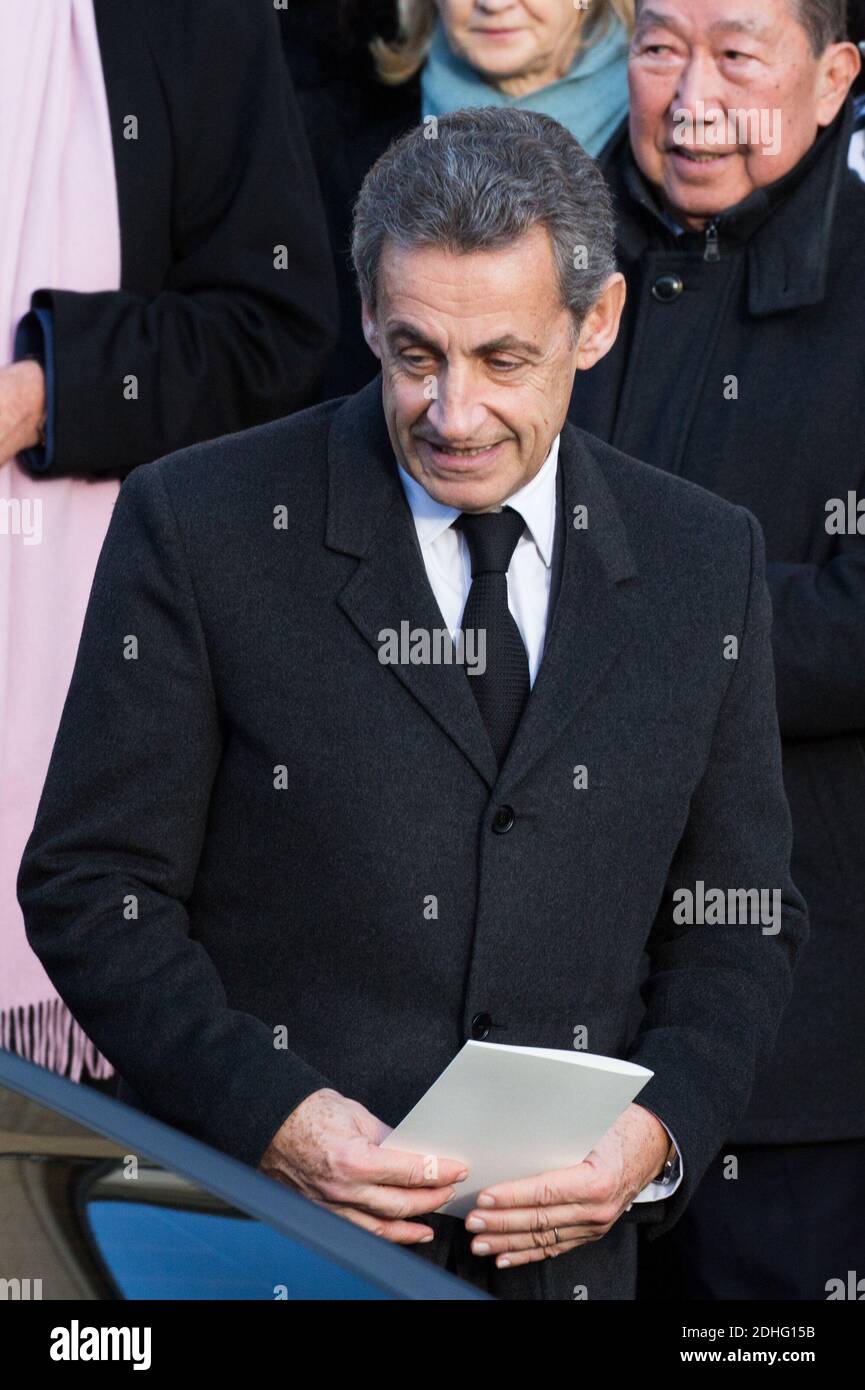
[572,0,865,1299]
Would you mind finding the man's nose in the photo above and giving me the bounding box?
[426,371,486,441]
[672,53,727,133]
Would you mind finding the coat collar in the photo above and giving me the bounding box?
[605,96,855,316]
[326,376,639,791]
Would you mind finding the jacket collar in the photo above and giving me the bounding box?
[325,376,639,791]
[607,96,855,315]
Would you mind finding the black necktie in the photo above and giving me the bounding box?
[454,507,530,765]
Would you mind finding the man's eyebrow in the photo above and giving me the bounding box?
[476,334,543,358]
[384,321,442,353]
[384,323,543,358]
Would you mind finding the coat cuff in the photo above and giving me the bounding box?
[14,306,55,473]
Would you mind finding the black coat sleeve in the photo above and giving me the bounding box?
[766,531,865,739]
[28,0,338,479]
[17,460,333,1167]
[623,510,809,1239]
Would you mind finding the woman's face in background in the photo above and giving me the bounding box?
[437,1,587,94]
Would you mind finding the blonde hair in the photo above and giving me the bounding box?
[371,0,635,86]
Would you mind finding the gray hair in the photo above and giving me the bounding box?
[351,107,617,338]
[794,0,848,52]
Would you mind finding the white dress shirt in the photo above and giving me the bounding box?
[398,435,560,686]
[397,436,683,1205]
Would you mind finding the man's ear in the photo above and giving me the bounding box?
[575,273,627,373]
[816,41,861,126]
[361,301,382,360]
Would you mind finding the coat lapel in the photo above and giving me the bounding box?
[326,378,499,789]
[326,381,639,793]
[499,423,640,792]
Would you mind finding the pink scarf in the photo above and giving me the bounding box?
[0,0,121,1079]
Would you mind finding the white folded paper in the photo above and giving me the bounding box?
[380,1040,653,1217]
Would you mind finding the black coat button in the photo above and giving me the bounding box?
[471,1012,493,1040]
[651,272,684,303]
[492,805,515,833]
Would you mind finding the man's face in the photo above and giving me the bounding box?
[628,0,859,229]
[362,225,583,513]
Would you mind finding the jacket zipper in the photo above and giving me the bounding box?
[704,219,721,262]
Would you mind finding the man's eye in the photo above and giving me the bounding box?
[643,43,674,56]
[723,50,753,61]
[401,352,432,368]
[488,358,520,371]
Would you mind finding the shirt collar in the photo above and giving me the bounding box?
[397,434,560,568]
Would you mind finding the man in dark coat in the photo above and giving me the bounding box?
[18,108,807,1300]
[570,0,864,1299]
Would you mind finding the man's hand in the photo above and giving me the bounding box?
[462,1103,672,1268]
[0,360,46,465]
[258,1087,469,1244]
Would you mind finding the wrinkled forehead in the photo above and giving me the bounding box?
[373,234,575,357]
[633,0,799,41]
[376,229,562,312]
